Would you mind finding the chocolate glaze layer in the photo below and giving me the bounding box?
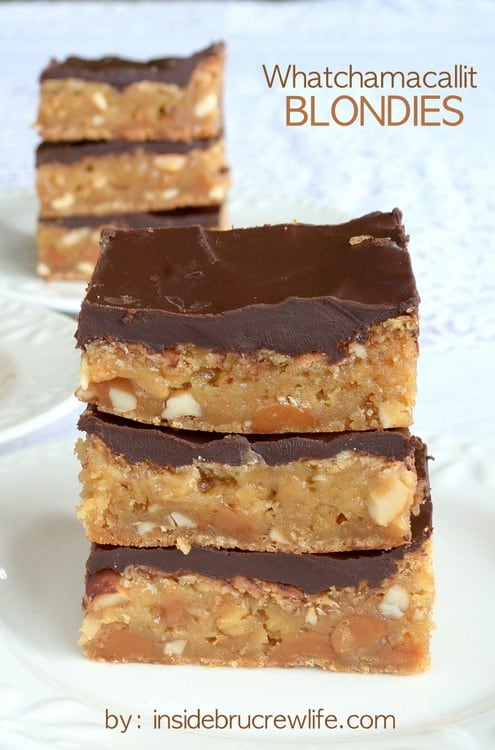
[78,406,418,467]
[40,43,223,89]
[39,207,221,231]
[36,137,222,165]
[76,211,418,360]
[86,467,432,594]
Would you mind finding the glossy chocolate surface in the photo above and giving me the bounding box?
[76,210,418,360]
[79,406,418,467]
[40,43,223,89]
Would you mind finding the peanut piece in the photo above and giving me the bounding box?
[92,174,108,189]
[62,227,90,247]
[133,521,157,535]
[269,527,290,545]
[348,341,368,359]
[162,187,179,201]
[162,393,202,420]
[194,93,218,118]
[81,615,100,640]
[368,473,412,526]
[91,91,108,111]
[349,235,372,245]
[154,154,186,172]
[208,185,226,202]
[176,537,192,555]
[51,193,74,211]
[379,585,410,619]
[169,511,197,529]
[109,386,137,414]
[92,592,129,611]
[378,400,410,428]
[305,606,318,626]
[216,607,250,636]
[164,639,187,656]
[79,356,91,391]
[76,261,96,276]
[37,262,50,277]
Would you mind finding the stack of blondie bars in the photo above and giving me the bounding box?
[73,209,433,674]
[75,209,434,674]
[35,44,228,280]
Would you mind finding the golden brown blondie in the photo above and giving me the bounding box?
[36,44,225,142]
[77,407,428,553]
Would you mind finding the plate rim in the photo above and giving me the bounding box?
[0,295,79,445]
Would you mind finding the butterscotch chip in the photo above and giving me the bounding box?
[251,403,318,432]
[77,407,428,552]
[79,498,434,674]
[36,44,225,142]
[75,211,419,432]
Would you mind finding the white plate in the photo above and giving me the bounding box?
[0,297,79,445]
[0,436,494,750]
[0,189,346,315]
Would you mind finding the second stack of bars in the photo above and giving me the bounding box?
[35,43,229,280]
[75,209,434,673]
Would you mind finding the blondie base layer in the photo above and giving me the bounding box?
[36,138,228,217]
[37,207,224,280]
[80,499,434,674]
[76,210,419,433]
[77,407,428,553]
[36,44,224,142]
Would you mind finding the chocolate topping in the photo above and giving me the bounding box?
[76,210,418,361]
[36,137,222,166]
[86,476,432,594]
[39,207,221,231]
[79,406,418,467]
[40,43,223,89]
